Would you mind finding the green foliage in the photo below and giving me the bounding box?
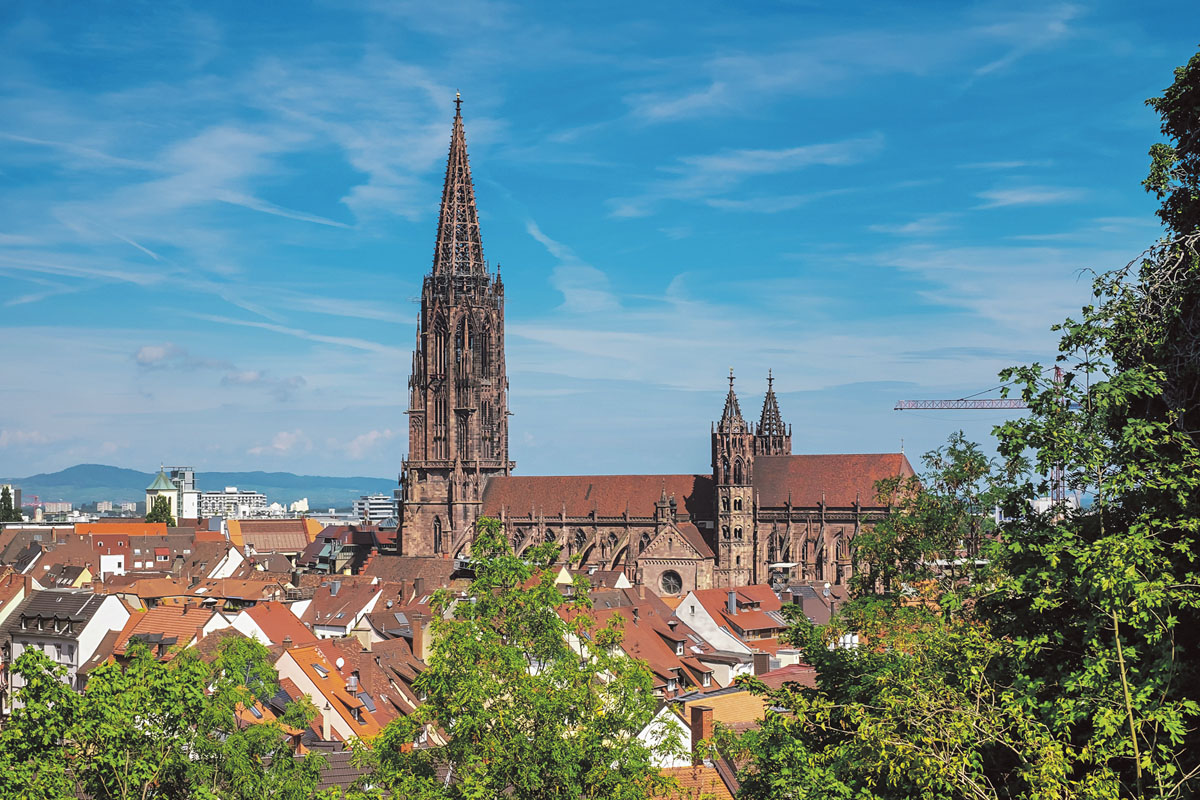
[0,486,20,522]
[350,516,682,800]
[0,636,324,800]
[146,494,176,526]
[733,44,1200,800]
[851,431,1009,597]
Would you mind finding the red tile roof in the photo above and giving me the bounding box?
[242,601,317,646]
[482,474,713,519]
[753,453,915,508]
[114,605,215,660]
[655,765,735,800]
[756,662,818,690]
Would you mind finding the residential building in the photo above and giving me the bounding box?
[231,601,318,648]
[200,487,268,518]
[353,495,398,524]
[43,501,72,514]
[1,589,130,709]
[96,501,113,512]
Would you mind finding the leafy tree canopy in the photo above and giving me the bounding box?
[146,494,176,526]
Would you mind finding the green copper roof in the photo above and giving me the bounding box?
[147,469,175,491]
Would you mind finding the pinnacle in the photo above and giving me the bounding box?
[720,368,744,426]
[432,96,487,276]
[759,370,786,436]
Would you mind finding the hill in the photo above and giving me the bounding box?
[0,464,395,511]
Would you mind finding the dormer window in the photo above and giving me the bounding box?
[675,642,684,656]
[702,673,712,687]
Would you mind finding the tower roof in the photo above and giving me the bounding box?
[147,469,174,492]
[432,94,487,275]
[758,370,787,436]
[719,369,744,431]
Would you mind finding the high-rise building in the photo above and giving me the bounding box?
[0,484,20,511]
[354,494,399,524]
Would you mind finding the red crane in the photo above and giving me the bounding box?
[894,367,1070,504]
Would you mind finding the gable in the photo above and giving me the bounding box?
[637,526,706,562]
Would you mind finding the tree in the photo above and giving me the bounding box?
[0,485,20,522]
[0,635,327,799]
[851,431,1008,597]
[146,494,176,526]
[351,517,682,800]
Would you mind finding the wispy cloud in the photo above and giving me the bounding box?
[248,429,311,456]
[340,428,397,460]
[975,186,1087,209]
[527,220,619,312]
[609,134,883,217]
[185,312,405,356]
[869,214,957,236]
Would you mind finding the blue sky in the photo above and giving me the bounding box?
[0,1,1195,481]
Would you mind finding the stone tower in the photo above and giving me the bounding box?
[712,371,756,586]
[399,97,512,556]
[754,370,791,456]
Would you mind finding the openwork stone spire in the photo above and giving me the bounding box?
[719,368,745,431]
[432,94,486,275]
[758,370,786,436]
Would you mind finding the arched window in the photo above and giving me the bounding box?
[733,498,742,511]
[433,517,443,553]
[457,414,469,460]
[433,321,448,375]
[545,528,556,542]
[733,459,744,485]
[575,529,588,549]
[735,527,743,540]
[640,532,651,551]
[455,318,466,369]
[721,496,730,512]
[722,526,730,539]
[721,458,730,483]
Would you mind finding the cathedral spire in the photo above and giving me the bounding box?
[758,369,786,437]
[719,368,744,430]
[432,94,486,275]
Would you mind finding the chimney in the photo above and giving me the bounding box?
[346,673,359,693]
[632,606,640,623]
[355,625,372,652]
[727,591,737,615]
[410,612,427,661]
[414,577,426,598]
[780,589,793,605]
[690,706,714,766]
[330,580,341,597]
[283,635,292,649]
[322,701,332,740]
[753,651,771,675]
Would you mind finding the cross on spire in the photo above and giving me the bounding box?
[720,368,744,427]
[758,369,786,437]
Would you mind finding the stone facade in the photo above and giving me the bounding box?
[398,103,915,594]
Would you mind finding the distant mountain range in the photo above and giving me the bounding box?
[1,464,396,511]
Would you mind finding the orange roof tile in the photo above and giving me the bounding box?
[753,453,914,508]
[654,766,735,800]
[286,644,384,740]
[242,601,317,646]
[114,605,214,660]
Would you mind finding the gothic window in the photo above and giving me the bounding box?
[640,532,651,551]
[721,496,730,512]
[660,570,683,595]
[433,322,448,375]
[480,402,494,459]
[575,529,587,549]
[736,555,741,567]
[433,517,443,553]
[545,528,556,542]
[721,458,730,484]
[722,526,730,539]
[733,498,742,511]
[455,318,466,369]
[735,527,743,540]
[733,459,744,485]
[457,414,469,460]
[480,328,492,377]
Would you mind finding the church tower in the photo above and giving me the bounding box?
[754,370,791,455]
[399,96,512,556]
[712,370,756,587]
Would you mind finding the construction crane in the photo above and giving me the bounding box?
[894,367,1070,504]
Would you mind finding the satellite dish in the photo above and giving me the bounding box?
[335,657,345,670]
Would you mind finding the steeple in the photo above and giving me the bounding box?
[754,369,792,456]
[432,93,486,275]
[758,370,785,436]
[719,368,744,432]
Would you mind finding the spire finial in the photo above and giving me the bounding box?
[767,369,773,389]
[728,367,735,391]
[455,91,462,114]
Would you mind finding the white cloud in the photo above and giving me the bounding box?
[869,214,957,236]
[248,430,311,456]
[343,429,397,460]
[0,429,52,448]
[527,220,619,312]
[975,186,1087,209]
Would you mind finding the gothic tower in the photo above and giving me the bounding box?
[754,370,791,456]
[712,370,756,587]
[399,96,512,556]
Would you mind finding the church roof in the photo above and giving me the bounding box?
[752,453,915,508]
[146,469,175,492]
[481,474,713,520]
[431,95,486,275]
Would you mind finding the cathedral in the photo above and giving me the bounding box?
[397,100,914,595]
